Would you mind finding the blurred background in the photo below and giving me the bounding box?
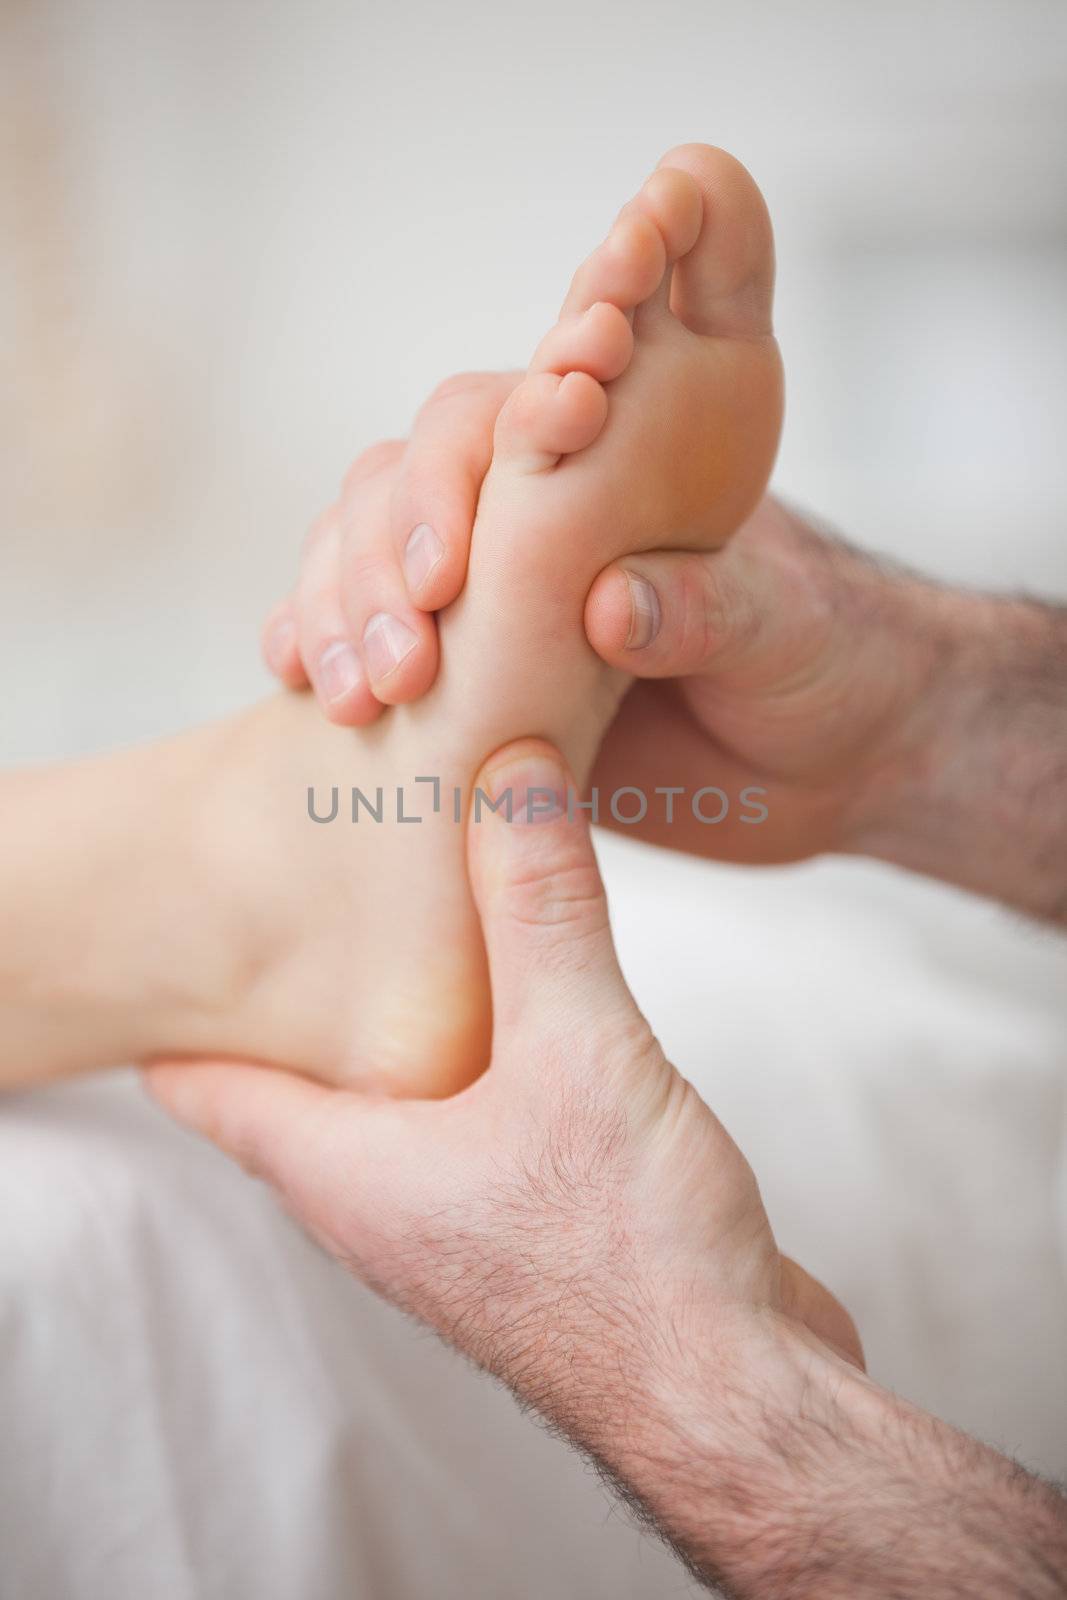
[2,1,1066,1595]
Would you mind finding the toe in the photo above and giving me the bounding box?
[560,212,666,317]
[654,143,776,338]
[624,166,704,269]
[492,370,608,475]
[529,301,634,383]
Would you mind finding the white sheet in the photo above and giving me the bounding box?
[0,1073,688,1600]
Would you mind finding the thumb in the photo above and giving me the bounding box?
[467,740,633,1040]
[584,539,771,682]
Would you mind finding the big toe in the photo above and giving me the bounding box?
[656,143,776,339]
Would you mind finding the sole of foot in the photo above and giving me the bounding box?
[205,146,782,1096]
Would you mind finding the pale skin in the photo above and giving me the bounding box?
[2,139,1066,1593]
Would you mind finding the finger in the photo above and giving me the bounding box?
[339,438,406,495]
[266,440,405,704]
[584,541,765,681]
[261,600,309,688]
[337,462,439,704]
[145,1059,336,1189]
[392,371,521,612]
[293,510,383,726]
[466,739,633,1041]
[143,1060,443,1265]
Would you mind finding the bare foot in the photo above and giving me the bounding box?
[129,147,781,1097]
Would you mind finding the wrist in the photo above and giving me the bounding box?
[602,1310,858,1592]
[831,572,970,855]
[840,582,1067,921]
[606,1309,1067,1598]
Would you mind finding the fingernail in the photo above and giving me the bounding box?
[404,523,444,592]
[482,751,569,826]
[363,612,418,681]
[317,640,362,702]
[264,616,296,673]
[624,571,661,649]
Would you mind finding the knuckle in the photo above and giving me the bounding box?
[503,856,607,942]
[674,554,742,666]
[659,555,709,667]
[294,600,338,652]
[425,370,497,408]
[340,542,392,591]
[341,439,404,497]
[696,560,759,663]
[301,506,338,559]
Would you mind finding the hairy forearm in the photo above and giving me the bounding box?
[850,587,1067,926]
[562,1316,1067,1599]
[418,1203,1067,1599]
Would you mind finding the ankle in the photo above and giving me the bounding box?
[0,720,263,1082]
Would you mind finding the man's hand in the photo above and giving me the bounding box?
[146,738,1067,1597]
